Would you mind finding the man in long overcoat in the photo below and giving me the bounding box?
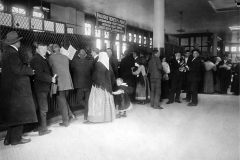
[1,31,37,145]
[70,49,93,120]
[48,44,74,127]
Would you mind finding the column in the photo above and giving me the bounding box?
[212,34,218,56]
[153,0,165,54]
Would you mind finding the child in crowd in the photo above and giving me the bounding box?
[112,78,134,118]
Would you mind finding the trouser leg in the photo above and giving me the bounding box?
[191,81,198,104]
[56,91,69,123]
[5,125,23,144]
[175,80,183,101]
[154,79,161,106]
[35,92,48,131]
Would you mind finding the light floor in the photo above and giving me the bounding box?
[0,93,239,160]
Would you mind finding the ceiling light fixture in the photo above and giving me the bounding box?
[176,11,185,33]
[229,26,240,30]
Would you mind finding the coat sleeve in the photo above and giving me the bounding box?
[30,58,52,83]
[9,52,33,76]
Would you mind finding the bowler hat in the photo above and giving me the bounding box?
[4,31,23,45]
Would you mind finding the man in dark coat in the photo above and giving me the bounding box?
[106,48,118,79]
[231,56,240,95]
[148,50,163,109]
[70,49,93,120]
[166,52,185,104]
[91,47,99,67]
[186,49,202,106]
[120,51,135,90]
[218,54,232,94]
[1,31,37,145]
[30,42,56,136]
[183,50,193,102]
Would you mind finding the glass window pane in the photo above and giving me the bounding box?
[33,11,44,18]
[95,26,101,37]
[128,33,132,42]
[115,41,120,60]
[150,38,153,46]
[139,35,142,45]
[122,43,127,56]
[144,37,146,45]
[104,40,110,48]
[0,4,4,11]
[122,35,126,41]
[85,23,91,35]
[134,34,136,43]
[231,47,237,52]
[116,34,119,40]
[96,39,101,49]
[225,46,229,52]
[104,31,109,39]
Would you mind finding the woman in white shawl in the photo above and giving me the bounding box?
[203,57,217,93]
[84,52,116,123]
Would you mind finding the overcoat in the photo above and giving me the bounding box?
[0,45,37,126]
[48,53,74,91]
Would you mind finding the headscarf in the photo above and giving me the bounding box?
[98,52,109,70]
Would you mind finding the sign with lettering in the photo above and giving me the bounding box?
[96,12,127,34]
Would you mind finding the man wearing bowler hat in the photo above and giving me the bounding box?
[0,31,37,145]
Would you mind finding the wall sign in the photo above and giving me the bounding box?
[96,12,126,34]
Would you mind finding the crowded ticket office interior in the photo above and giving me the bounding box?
[0,0,239,159]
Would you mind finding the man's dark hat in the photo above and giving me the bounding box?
[4,31,23,45]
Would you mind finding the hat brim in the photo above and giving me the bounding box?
[4,37,23,45]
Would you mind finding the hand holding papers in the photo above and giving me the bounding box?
[60,45,76,60]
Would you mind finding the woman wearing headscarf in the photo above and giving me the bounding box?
[203,57,217,93]
[85,52,116,123]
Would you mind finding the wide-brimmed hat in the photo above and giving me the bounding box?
[4,31,23,45]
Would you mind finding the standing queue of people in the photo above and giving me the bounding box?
[1,31,239,146]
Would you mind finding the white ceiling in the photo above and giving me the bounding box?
[44,0,240,43]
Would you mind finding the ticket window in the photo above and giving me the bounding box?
[96,39,101,50]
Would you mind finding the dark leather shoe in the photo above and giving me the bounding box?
[166,101,172,104]
[11,138,31,145]
[59,122,70,127]
[188,103,197,107]
[175,100,182,103]
[4,139,10,146]
[39,129,52,136]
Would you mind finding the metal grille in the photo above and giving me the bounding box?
[0,11,94,111]
[13,14,29,29]
[0,12,11,26]
[31,18,43,30]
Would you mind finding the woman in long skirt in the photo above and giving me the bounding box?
[203,58,217,94]
[85,52,116,123]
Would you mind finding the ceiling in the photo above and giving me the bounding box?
[44,0,240,43]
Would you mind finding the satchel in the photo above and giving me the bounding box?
[50,83,58,97]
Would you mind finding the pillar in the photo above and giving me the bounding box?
[212,34,218,56]
[153,0,165,54]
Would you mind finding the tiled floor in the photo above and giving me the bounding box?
[0,93,239,160]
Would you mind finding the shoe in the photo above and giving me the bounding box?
[116,113,122,119]
[11,138,31,145]
[69,115,76,121]
[183,98,189,100]
[153,106,163,109]
[39,129,52,136]
[166,101,172,104]
[59,122,70,127]
[83,121,93,124]
[187,103,197,107]
[4,139,10,146]
[175,100,182,103]
[122,113,127,117]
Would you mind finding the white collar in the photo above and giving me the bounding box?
[94,55,98,59]
[38,53,46,59]
[134,56,138,60]
[10,45,18,51]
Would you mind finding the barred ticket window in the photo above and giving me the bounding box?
[95,26,101,37]
[12,7,26,15]
[122,35,126,41]
[128,33,132,42]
